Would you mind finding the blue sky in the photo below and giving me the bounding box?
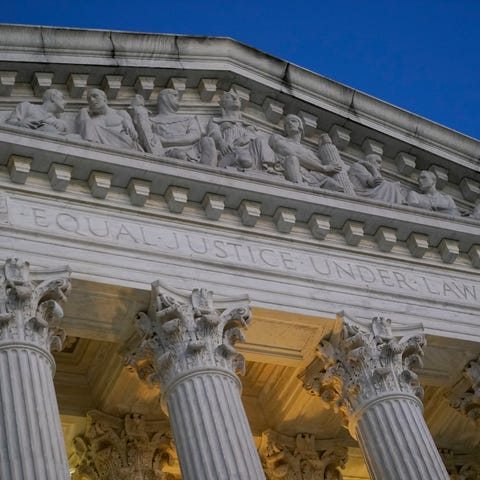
[2,0,479,139]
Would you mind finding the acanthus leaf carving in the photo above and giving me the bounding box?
[70,410,179,480]
[451,356,480,427]
[126,282,251,392]
[259,430,347,480]
[300,316,425,428]
[0,258,71,352]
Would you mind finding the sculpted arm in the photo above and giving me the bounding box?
[207,118,232,155]
[299,148,341,174]
[6,102,37,129]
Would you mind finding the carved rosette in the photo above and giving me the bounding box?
[127,281,252,393]
[70,410,178,480]
[300,317,425,429]
[451,357,480,427]
[0,257,71,352]
[258,430,347,480]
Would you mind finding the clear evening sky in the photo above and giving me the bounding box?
[2,0,479,140]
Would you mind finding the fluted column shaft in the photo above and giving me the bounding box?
[354,394,448,480]
[128,283,265,480]
[0,258,72,480]
[166,370,264,480]
[0,345,69,479]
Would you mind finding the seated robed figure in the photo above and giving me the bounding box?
[207,90,276,171]
[269,114,353,193]
[406,170,460,216]
[130,89,217,165]
[77,88,142,151]
[6,88,67,134]
[348,153,406,204]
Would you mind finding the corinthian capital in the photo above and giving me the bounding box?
[70,410,178,479]
[258,430,347,479]
[300,316,425,423]
[0,258,71,351]
[127,281,252,391]
[451,356,480,427]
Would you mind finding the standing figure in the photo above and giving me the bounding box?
[77,88,141,151]
[208,90,276,171]
[6,88,67,134]
[269,115,348,192]
[141,89,216,165]
[348,153,406,204]
[406,170,460,216]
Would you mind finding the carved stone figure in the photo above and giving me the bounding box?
[135,88,218,165]
[348,153,406,203]
[406,170,460,215]
[6,88,67,134]
[128,94,164,156]
[207,89,276,170]
[77,88,142,151]
[269,115,352,193]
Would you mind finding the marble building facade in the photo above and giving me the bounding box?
[0,24,479,479]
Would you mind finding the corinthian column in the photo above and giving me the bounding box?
[127,281,265,480]
[301,316,449,480]
[0,258,72,480]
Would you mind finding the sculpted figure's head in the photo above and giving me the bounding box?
[418,170,437,193]
[157,89,180,114]
[42,88,66,114]
[219,89,242,114]
[365,153,383,170]
[284,114,304,138]
[87,89,108,112]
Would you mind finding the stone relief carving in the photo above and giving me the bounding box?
[258,430,347,480]
[1,86,470,217]
[6,88,67,134]
[406,170,460,216]
[77,88,142,151]
[451,356,480,427]
[0,257,71,352]
[70,410,178,480]
[348,152,406,203]
[207,89,276,171]
[144,88,216,165]
[300,317,425,428]
[269,115,354,194]
[126,282,252,392]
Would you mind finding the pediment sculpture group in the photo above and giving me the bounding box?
[4,87,470,218]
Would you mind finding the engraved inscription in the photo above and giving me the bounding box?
[9,202,479,305]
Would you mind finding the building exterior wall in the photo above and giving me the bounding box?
[0,24,479,479]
